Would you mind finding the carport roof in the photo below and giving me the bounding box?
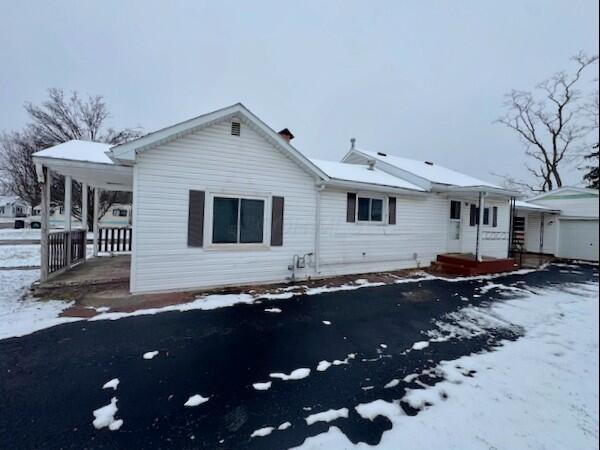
[32,141,133,191]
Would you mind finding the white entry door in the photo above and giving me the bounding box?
[448,200,462,253]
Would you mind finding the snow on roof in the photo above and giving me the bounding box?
[309,158,424,191]
[33,140,114,165]
[0,195,25,207]
[356,149,501,188]
[515,200,560,212]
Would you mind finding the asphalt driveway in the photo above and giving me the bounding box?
[0,263,597,449]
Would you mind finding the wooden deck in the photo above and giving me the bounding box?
[37,254,131,289]
[431,253,516,276]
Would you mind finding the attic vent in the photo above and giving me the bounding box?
[377,152,387,157]
[231,121,241,136]
[424,161,434,166]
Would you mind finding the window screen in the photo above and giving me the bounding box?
[212,197,264,244]
[357,197,370,221]
[450,201,461,220]
[357,197,384,222]
[371,199,383,221]
[240,199,264,243]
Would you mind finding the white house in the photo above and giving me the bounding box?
[0,195,28,218]
[514,187,599,261]
[32,103,521,293]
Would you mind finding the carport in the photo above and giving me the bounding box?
[32,140,133,282]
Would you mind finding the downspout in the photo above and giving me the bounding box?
[507,196,515,257]
[314,181,325,276]
[539,212,545,265]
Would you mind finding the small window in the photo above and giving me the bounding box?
[0,207,4,214]
[112,209,128,217]
[231,121,241,136]
[212,196,265,244]
[492,206,498,227]
[357,197,384,222]
[450,201,461,220]
[470,206,491,226]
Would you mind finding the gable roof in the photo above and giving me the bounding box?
[109,103,329,180]
[0,195,27,207]
[348,148,502,189]
[309,158,425,192]
[527,186,599,202]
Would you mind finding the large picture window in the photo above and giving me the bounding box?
[212,196,265,244]
[357,197,383,222]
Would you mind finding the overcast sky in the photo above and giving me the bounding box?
[1,1,598,186]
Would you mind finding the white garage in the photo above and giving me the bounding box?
[558,219,599,262]
[514,187,599,262]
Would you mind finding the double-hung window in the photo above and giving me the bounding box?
[357,196,383,222]
[212,196,265,244]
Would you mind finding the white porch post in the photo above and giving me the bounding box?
[93,187,100,257]
[81,182,88,231]
[81,182,88,260]
[64,175,72,266]
[40,167,51,282]
[475,191,486,262]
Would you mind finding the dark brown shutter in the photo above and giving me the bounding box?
[271,196,284,246]
[188,190,205,247]
[492,206,498,227]
[346,193,356,222]
[469,204,477,226]
[388,197,396,225]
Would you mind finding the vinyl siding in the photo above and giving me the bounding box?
[532,195,599,218]
[317,189,449,275]
[131,119,318,293]
[524,212,559,255]
[459,199,511,258]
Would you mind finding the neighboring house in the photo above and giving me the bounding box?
[33,103,520,293]
[31,203,131,229]
[0,195,28,218]
[31,204,82,229]
[99,204,131,227]
[515,187,599,261]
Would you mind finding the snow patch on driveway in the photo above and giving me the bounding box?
[252,381,272,391]
[305,408,349,425]
[270,368,311,381]
[142,351,159,360]
[102,378,119,390]
[355,399,404,421]
[184,394,210,407]
[92,397,123,431]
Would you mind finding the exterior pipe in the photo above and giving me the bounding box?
[314,182,325,275]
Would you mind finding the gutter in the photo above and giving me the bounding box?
[323,179,427,196]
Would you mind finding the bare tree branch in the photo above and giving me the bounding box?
[496,51,598,191]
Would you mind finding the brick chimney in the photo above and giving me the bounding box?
[278,128,295,142]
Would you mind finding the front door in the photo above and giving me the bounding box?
[448,200,462,253]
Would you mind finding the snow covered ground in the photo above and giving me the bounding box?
[0,228,44,240]
[0,245,41,267]
[294,282,599,450]
[0,270,79,340]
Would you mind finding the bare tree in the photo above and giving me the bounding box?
[497,52,598,191]
[0,89,141,225]
[581,88,599,188]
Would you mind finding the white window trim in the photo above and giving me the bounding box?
[204,191,271,251]
[355,193,387,225]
